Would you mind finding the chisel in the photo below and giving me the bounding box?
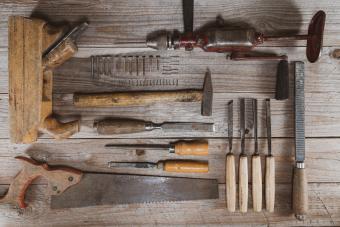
[105,140,208,156]
[95,118,215,135]
[265,99,275,212]
[252,99,262,212]
[108,160,209,173]
[226,100,236,212]
[293,61,308,220]
[239,98,248,213]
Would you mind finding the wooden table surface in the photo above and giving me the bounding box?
[1,0,340,226]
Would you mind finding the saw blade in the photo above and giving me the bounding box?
[160,122,215,132]
[51,174,218,209]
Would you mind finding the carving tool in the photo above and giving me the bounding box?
[0,157,218,209]
[95,118,214,135]
[293,61,308,220]
[108,160,208,173]
[225,100,236,212]
[239,98,248,213]
[105,140,209,156]
[73,69,213,116]
[251,99,262,212]
[265,99,275,212]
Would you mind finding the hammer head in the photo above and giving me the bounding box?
[201,69,213,116]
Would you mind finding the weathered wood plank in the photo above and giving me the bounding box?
[0,0,340,47]
[0,138,339,184]
[0,183,339,226]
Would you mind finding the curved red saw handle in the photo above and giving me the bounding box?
[0,156,82,208]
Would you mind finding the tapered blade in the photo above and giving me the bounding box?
[51,174,219,209]
[161,122,215,132]
[202,69,213,116]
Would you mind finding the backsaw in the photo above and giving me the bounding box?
[0,157,218,209]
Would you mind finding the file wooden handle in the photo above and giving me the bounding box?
[265,156,275,212]
[226,153,236,212]
[293,166,308,220]
[252,155,262,212]
[239,155,248,213]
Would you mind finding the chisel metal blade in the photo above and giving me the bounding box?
[51,174,219,209]
[160,122,215,132]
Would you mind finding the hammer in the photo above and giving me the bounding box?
[73,70,213,116]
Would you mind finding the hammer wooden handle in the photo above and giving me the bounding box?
[174,141,208,156]
[162,160,208,173]
[226,153,236,212]
[239,155,248,213]
[95,119,147,135]
[293,166,308,220]
[265,156,275,212]
[252,155,262,212]
[0,157,82,209]
[73,90,203,107]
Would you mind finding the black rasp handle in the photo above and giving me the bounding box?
[275,60,289,100]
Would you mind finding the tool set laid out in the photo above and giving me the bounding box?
[4,0,324,221]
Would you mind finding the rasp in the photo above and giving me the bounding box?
[292,61,308,220]
[0,157,218,209]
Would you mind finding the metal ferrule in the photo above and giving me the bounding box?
[145,122,161,131]
[168,145,175,154]
[295,162,305,169]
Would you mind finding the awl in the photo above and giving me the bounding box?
[105,140,209,156]
[0,157,218,209]
[108,160,209,173]
[95,118,215,135]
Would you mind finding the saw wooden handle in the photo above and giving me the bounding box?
[265,156,275,212]
[293,166,308,220]
[239,155,248,213]
[0,157,82,209]
[41,116,80,140]
[162,160,208,173]
[252,155,262,212]
[226,153,236,212]
[95,119,147,135]
[174,141,208,156]
[73,90,203,107]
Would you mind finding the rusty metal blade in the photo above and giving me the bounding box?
[160,122,215,132]
[51,174,218,209]
[201,69,213,116]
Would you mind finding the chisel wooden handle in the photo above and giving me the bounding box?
[162,160,208,173]
[95,119,147,135]
[41,116,80,140]
[226,153,236,212]
[0,157,82,209]
[174,141,208,156]
[73,90,203,107]
[252,155,262,212]
[293,165,308,220]
[265,156,275,212]
[239,155,248,213]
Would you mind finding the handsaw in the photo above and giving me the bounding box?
[0,157,218,209]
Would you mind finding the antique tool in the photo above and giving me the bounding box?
[9,16,88,143]
[108,160,209,173]
[105,140,209,156]
[239,98,248,213]
[95,118,214,135]
[0,157,218,209]
[73,69,213,116]
[225,100,236,212]
[293,62,308,220]
[265,99,275,213]
[251,99,262,212]
[146,1,325,63]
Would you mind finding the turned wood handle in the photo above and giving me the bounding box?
[162,160,208,173]
[0,157,82,208]
[174,141,208,156]
[226,153,236,212]
[265,156,275,212]
[73,90,203,107]
[252,155,262,212]
[239,155,248,213]
[41,116,80,140]
[293,166,308,220]
[43,39,77,69]
[95,119,147,135]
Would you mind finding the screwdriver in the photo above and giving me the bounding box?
[239,98,248,213]
[108,160,209,173]
[265,99,275,212]
[226,100,236,212]
[105,140,208,156]
[252,99,262,212]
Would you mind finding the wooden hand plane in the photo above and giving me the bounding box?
[8,16,88,143]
